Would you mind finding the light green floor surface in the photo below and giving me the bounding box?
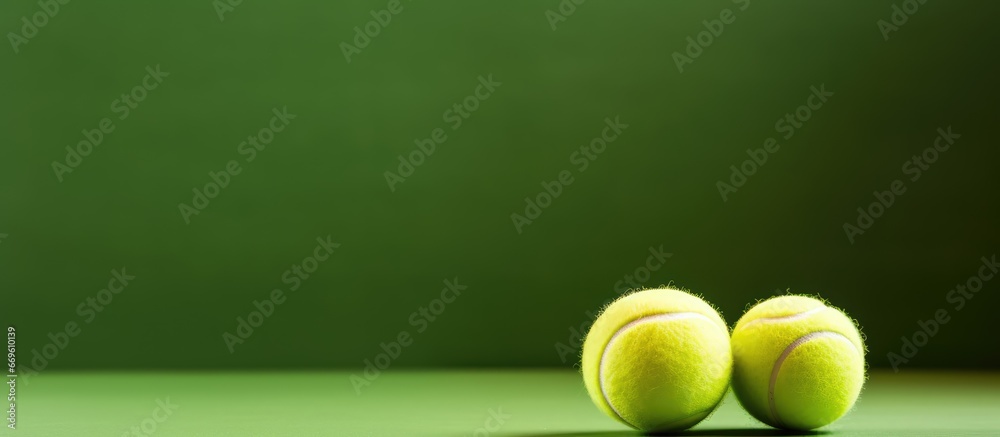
[4,371,998,436]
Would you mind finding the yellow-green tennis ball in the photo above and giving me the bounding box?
[731,295,866,430]
[581,288,732,432]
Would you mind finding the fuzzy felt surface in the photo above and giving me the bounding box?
[731,295,866,430]
[581,288,732,432]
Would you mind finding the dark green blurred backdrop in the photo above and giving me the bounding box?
[1,0,997,371]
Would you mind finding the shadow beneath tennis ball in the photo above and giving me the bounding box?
[652,429,829,437]
[499,432,636,437]
[508,429,828,437]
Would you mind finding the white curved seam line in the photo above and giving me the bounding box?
[768,331,859,428]
[740,305,828,331]
[598,312,717,428]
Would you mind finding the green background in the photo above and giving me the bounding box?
[2,0,998,372]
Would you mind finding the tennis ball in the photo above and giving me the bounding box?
[581,288,732,432]
[731,295,866,430]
